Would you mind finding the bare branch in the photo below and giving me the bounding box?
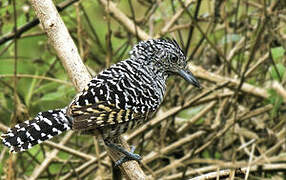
[29,0,146,179]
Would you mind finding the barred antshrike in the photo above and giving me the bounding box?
[2,39,200,165]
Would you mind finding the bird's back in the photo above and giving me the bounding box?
[68,59,167,138]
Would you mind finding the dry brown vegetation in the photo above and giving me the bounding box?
[0,0,286,179]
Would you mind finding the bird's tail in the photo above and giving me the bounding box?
[1,108,72,152]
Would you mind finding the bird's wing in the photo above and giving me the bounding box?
[67,61,159,131]
[69,102,150,131]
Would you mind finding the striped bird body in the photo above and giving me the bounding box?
[68,58,166,138]
[1,38,200,152]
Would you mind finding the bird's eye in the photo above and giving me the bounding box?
[170,55,178,63]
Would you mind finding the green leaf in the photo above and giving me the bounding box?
[29,145,44,162]
[269,63,286,81]
[25,71,39,107]
[267,89,283,117]
[178,105,203,119]
[38,85,75,102]
[40,92,65,102]
[215,152,221,159]
[271,47,285,62]
[33,82,61,94]
[202,150,211,158]
[0,92,8,109]
[58,151,69,160]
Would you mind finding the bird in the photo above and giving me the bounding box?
[1,38,200,165]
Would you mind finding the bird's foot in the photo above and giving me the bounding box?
[104,140,142,166]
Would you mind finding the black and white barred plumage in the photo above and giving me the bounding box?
[2,109,71,152]
[2,38,200,152]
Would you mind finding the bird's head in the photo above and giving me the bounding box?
[129,38,201,88]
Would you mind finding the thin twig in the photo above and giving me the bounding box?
[0,0,79,45]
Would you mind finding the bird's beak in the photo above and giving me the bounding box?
[177,69,201,88]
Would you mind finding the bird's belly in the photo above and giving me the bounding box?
[98,116,146,140]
